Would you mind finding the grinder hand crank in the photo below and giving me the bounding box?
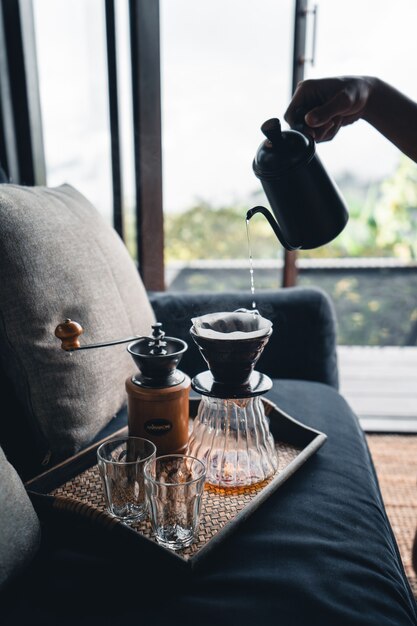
[55,318,167,353]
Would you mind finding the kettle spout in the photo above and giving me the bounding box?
[246,206,300,251]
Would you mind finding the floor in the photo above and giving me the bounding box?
[338,346,417,432]
[366,434,417,597]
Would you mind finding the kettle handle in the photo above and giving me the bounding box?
[246,206,300,251]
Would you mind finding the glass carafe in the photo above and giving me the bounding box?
[188,395,278,489]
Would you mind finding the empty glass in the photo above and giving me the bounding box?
[97,436,156,522]
[144,454,206,550]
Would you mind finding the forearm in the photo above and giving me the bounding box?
[364,77,417,162]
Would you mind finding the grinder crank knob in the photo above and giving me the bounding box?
[55,318,84,351]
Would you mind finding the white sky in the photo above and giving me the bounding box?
[161,0,417,212]
[34,0,417,217]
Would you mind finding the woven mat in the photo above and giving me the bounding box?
[48,430,417,590]
[366,434,417,598]
[50,440,301,561]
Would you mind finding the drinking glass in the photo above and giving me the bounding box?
[144,454,206,550]
[97,436,156,522]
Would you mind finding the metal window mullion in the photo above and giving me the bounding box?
[1,0,46,186]
[105,0,123,240]
[0,3,19,181]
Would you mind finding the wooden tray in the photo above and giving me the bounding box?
[26,397,327,571]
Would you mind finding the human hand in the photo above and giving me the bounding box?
[284,76,375,142]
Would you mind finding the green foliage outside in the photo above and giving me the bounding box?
[372,156,417,260]
[164,156,417,262]
[163,156,417,346]
[164,201,280,262]
[315,156,417,261]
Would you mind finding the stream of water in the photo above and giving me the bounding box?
[245,219,257,311]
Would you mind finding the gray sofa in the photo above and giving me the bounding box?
[0,184,416,625]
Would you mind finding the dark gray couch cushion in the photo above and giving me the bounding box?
[0,446,40,589]
[0,184,155,470]
[3,380,416,625]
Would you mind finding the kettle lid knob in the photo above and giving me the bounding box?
[253,117,315,179]
[261,118,283,145]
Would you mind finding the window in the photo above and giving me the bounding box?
[0,1,335,292]
[160,0,295,291]
[33,0,113,224]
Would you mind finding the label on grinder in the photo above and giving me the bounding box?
[144,418,172,436]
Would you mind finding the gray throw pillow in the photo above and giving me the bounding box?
[0,184,155,465]
[0,446,41,588]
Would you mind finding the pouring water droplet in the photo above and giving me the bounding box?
[246,218,257,312]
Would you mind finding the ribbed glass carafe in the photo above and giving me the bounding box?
[187,396,278,488]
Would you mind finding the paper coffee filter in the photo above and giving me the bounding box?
[191,310,272,340]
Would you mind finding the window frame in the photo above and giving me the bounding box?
[0,0,311,291]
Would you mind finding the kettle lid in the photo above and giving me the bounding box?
[253,118,315,180]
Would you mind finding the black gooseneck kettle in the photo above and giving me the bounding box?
[247,118,349,250]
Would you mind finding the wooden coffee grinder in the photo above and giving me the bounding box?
[55,320,190,454]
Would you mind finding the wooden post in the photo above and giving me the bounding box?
[129,0,165,291]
